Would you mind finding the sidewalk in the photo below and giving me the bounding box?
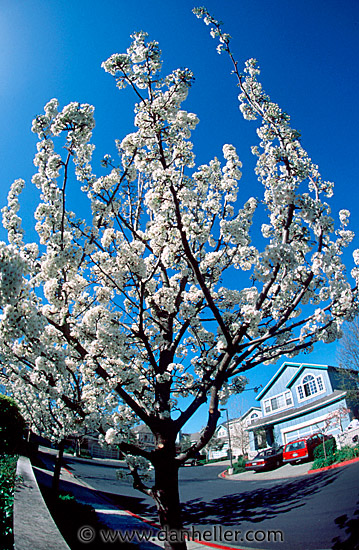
[222,461,314,481]
[33,456,159,549]
[221,456,359,481]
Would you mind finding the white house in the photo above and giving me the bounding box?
[132,424,156,451]
[207,406,264,460]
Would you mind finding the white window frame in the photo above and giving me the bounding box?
[263,390,293,415]
[296,373,326,403]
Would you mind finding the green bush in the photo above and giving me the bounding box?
[312,444,359,470]
[313,437,337,460]
[312,454,336,469]
[79,448,92,459]
[232,456,246,474]
[0,395,25,456]
[0,454,18,549]
[335,445,359,463]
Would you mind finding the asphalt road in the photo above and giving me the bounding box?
[47,451,359,550]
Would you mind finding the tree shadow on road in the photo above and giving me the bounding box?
[331,500,359,550]
[181,470,341,526]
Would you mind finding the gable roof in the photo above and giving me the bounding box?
[240,407,262,421]
[256,362,301,401]
[217,417,242,429]
[256,362,332,401]
[286,364,334,388]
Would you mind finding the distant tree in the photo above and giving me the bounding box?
[323,406,351,434]
[0,395,25,456]
[1,8,358,549]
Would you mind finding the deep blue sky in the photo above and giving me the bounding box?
[0,0,358,431]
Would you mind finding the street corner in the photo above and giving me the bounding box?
[220,461,314,481]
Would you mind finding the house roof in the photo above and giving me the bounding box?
[189,431,201,442]
[247,390,347,430]
[255,362,333,401]
[286,364,335,388]
[216,408,262,433]
[217,420,235,432]
[239,407,262,421]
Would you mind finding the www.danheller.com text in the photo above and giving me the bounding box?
[77,524,284,544]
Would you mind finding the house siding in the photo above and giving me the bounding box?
[273,396,350,444]
[260,365,298,401]
[288,366,332,408]
[259,365,298,417]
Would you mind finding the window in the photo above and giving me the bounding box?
[246,412,259,425]
[285,440,306,452]
[296,373,325,401]
[263,390,293,415]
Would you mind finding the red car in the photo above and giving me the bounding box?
[283,433,332,465]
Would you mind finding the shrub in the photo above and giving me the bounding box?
[0,454,18,549]
[232,456,246,474]
[0,395,25,456]
[335,445,359,463]
[312,444,359,470]
[79,448,92,459]
[313,437,337,460]
[63,445,75,455]
[312,454,336,469]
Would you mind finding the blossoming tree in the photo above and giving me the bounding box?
[1,7,358,548]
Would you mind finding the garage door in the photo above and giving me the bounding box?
[284,422,323,443]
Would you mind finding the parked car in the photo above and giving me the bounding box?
[182,458,200,467]
[283,433,332,464]
[181,452,205,467]
[245,446,283,472]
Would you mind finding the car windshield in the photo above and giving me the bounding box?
[285,441,306,452]
[253,452,267,459]
[257,449,274,458]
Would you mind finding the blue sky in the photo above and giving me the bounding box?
[0,0,358,432]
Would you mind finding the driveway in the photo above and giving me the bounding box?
[226,461,314,481]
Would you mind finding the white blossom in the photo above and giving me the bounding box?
[0,20,357,492]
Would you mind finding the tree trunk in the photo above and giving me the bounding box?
[52,438,65,495]
[153,454,187,550]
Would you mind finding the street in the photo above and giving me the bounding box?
[52,451,359,550]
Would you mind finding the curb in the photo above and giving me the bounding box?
[14,456,70,550]
[307,456,359,474]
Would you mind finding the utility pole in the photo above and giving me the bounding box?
[220,408,234,474]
